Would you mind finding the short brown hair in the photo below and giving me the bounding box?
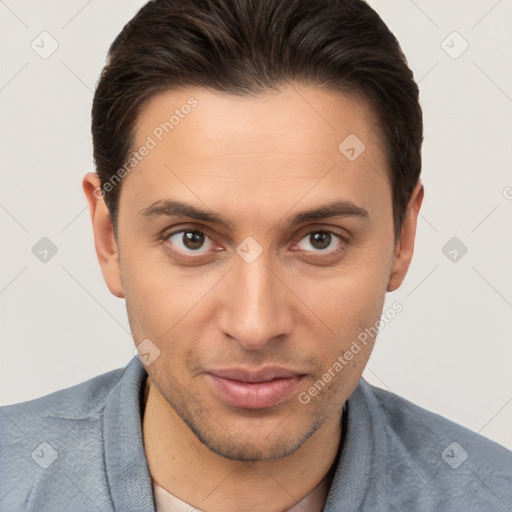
[92,0,423,240]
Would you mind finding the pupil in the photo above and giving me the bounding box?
[311,232,331,250]
[183,231,204,250]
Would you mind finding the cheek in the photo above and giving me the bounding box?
[120,243,177,339]
[296,274,387,409]
[288,247,392,365]
[295,256,390,325]
[120,243,221,344]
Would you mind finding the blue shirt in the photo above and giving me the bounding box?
[1,357,511,511]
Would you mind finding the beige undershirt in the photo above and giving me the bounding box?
[152,476,329,512]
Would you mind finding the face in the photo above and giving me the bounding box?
[85,84,421,461]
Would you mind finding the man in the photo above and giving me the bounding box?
[1,0,510,511]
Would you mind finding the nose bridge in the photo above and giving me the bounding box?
[219,251,291,349]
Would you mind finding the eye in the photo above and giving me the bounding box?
[295,230,343,253]
[166,229,215,254]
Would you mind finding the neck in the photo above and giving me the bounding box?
[142,377,342,512]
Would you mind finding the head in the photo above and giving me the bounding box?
[84,0,423,461]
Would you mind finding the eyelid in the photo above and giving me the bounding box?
[163,223,213,239]
[295,224,349,240]
[300,229,342,242]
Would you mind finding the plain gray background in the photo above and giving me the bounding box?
[1,0,511,451]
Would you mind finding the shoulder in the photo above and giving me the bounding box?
[358,379,512,510]
[1,364,126,425]
[362,379,512,465]
[0,363,133,512]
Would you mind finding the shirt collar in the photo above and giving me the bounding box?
[323,382,373,512]
[103,357,155,512]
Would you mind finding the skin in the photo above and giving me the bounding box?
[83,84,423,512]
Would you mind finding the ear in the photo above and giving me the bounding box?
[82,172,124,298]
[387,183,424,292]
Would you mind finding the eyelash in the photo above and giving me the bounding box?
[162,226,347,260]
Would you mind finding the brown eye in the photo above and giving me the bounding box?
[182,231,205,250]
[296,230,342,253]
[166,230,214,253]
[310,232,331,250]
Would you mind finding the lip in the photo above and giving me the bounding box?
[206,367,304,409]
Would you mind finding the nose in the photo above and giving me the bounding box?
[217,253,294,351]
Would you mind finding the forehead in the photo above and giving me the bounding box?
[122,85,391,226]
[133,84,385,165]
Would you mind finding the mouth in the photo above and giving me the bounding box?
[206,367,305,409]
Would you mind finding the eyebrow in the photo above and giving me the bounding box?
[139,199,369,229]
[140,200,235,228]
[289,200,369,225]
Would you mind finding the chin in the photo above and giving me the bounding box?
[183,410,323,462]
